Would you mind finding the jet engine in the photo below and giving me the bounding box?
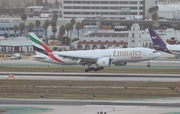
[112,62,127,66]
[97,58,111,67]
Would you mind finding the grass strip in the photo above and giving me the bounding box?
[0,66,180,74]
[0,80,179,100]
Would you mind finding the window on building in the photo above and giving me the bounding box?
[93,12,100,15]
[131,12,137,15]
[91,1,99,4]
[64,12,72,14]
[73,1,81,4]
[132,40,135,43]
[101,12,109,15]
[64,6,72,9]
[110,1,118,4]
[82,6,90,9]
[73,6,81,9]
[82,1,90,4]
[73,12,81,14]
[110,12,117,15]
[9,27,14,30]
[82,12,90,15]
[139,1,143,4]
[132,33,134,38]
[139,7,143,10]
[110,7,118,10]
[52,11,58,13]
[0,28,4,31]
[91,7,99,9]
[129,1,137,4]
[139,12,143,15]
[130,7,137,10]
[101,1,109,4]
[119,1,128,4]
[63,1,72,4]
[101,7,109,9]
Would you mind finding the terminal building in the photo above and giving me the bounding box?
[62,0,157,19]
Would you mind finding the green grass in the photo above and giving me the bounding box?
[0,66,180,74]
[0,80,180,100]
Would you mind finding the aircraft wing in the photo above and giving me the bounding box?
[56,53,98,61]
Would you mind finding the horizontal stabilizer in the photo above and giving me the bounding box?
[30,56,46,60]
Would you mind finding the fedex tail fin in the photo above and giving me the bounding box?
[28,32,52,56]
[148,28,168,46]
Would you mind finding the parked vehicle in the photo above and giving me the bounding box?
[10,53,21,60]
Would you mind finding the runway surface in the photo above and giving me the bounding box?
[1,98,180,114]
[1,72,180,82]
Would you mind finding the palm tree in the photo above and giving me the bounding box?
[28,23,34,32]
[75,22,81,40]
[65,23,70,37]
[43,20,50,45]
[52,26,57,45]
[52,13,58,21]
[43,20,50,38]
[58,25,65,45]
[35,20,41,36]
[50,19,57,39]
[19,23,25,36]
[152,12,158,20]
[69,23,74,46]
[21,13,27,36]
[13,25,18,37]
[81,20,85,35]
[70,18,76,26]
[4,33,8,38]
[62,36,70,46]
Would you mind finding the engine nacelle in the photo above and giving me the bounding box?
[112,62,127,66]
[97,58,111,67]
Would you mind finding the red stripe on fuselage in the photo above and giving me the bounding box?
[40,42,64,63]
[48,53,65,63]
[40,42,52,53]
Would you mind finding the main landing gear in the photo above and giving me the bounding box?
[84,67,104,72]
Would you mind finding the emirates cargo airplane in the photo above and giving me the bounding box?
[28,33,160,72]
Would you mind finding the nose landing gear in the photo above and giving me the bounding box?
[147,61,151,67]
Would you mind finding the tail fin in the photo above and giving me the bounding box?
[148,28,168,47]
[28,32,52,55]
[148,28,171,53]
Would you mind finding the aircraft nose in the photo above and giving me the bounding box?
[157,52,161,57]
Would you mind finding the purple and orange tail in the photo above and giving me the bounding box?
[148,28,169,48]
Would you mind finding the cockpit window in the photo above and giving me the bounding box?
[153,51,158,53]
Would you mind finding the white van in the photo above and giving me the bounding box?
[10,53,21,60]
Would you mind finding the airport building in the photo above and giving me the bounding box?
[73,24,180,50]
[62,0,157,19]
[0,22,45,38]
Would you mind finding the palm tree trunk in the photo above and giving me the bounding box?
[45,29,48,45]
[36,27,38,36]
[24,21,25,36]
[78,30,79,40]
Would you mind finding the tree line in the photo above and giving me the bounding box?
[9,13,85,46]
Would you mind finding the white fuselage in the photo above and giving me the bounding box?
[31,48,160,65]
[166,45,180,55]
